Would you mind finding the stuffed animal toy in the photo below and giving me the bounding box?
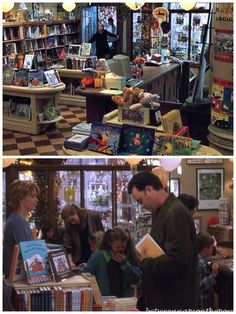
[129,91,160,110]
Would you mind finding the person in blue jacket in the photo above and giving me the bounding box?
[80,227,141,297]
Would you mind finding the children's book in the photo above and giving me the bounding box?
[19,240,53,284]
[3,66,15,85]
[28,71,44,87]
[135,233,165,258]
[88,122,122,155]
[48,249,73,282]
[120,124,155,155]
[64,134,90,151]
[44,69,63,87]
[23,54,34,70]
[157,134,192,156]
[160,109,183,134]
[80,43,92,56]
[13,69,28,87]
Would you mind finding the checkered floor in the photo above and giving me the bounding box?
[3,104,86,156]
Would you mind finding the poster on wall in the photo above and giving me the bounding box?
[214,29,233,63]
[215,3,233,22]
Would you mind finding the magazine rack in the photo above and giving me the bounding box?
[3,84,65,134]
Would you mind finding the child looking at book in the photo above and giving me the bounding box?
[197,232,219,310]
[80,227,141,297]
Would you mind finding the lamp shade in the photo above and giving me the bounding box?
[3,158,16,168]
[180,2,196,11]
[159,158,182,172]
[62,0,76,12]
[2,0,14,13]
[152,167,169,188]
[124,157,143,165]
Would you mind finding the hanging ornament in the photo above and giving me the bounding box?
[152,167,169,188]
[159,158,182,172]
[151,20,159,30]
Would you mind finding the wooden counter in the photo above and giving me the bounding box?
[75,63,180,123]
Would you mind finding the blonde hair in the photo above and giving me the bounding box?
[9,180,40,210]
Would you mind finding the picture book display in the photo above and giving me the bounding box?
[28,71,44,87]
[13,69,28,87]
[19,240,53,284]
[3,66,15,85]
[160,109,183,134]
[23,54,34,70]
[88,122,122,155]
[44,69,63,87]
[121,124,155,155]
[157,135,193,155]
[135,233,165,258]
[80,43,91,56]
[48,249,73,282]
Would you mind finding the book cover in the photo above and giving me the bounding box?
[88,122,122,155]
[65,133,90,144]
[80,43,91,56]
[3,66,15,85]
[13,69,28,87]
[44,69,63,87]
[135,233,165,258]
[19,240,53,285]
[157,135,192,156]
[160,109,183,134]
[23,54,34,70]
[48,249,73,282]
[121,124,155,155]
[28,71,44,87]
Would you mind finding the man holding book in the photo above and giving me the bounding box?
[128,171,199,311]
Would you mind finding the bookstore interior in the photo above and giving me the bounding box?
[2,2,233,156]
[2,157,234,310]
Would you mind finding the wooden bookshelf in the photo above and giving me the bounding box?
[3,84,65,134]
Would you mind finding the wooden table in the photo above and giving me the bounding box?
[75,63,180,123]
[3,84,65,134]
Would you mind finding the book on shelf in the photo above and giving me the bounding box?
[28,71,44,87]
[48,249,73,282]
[44,69,63,87]
[160,109,183,134]
[23,54,34,70]
[19,239,53,285]
[80,43,91,56]
[135,233,165,258]
[3,66,15,85]
[13,69,28,87]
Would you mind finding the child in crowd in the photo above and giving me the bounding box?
[197,232,219,310]
[80,227,141,297]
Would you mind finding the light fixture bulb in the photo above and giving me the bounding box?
[125,1,144,11]
[2,0,14,13]
[62,0,76,12]
[180,2,196,11]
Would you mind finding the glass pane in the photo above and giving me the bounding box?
[84,171,112,230]
[116,171,138,236]
[190,13,209,63]
[98,6,117,32]
[56,170,81,209]
[82,6,97,55]
[170,12,189,59]
[170,3,209,10]
[19,171,49,232]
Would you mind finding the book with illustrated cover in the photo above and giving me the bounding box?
[19,240,53,285]
[48,249,73,282]
[160,109,183,134]
[157,135,192,156]
[135,233,165,258]
[28,71,44,87]
[23,54,34,70]
[13,69,28,87]
[120,124,155,156]
[72,122,92,135]
[3,66,15,85]
[88,122,122,155]
[44,69,63,87]
[80,43,91,56]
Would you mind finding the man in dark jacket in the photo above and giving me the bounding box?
[61,204,104,267]
[128,171,199,311]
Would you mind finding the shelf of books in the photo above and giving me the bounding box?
[3,83,65,134]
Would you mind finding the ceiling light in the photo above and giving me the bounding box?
[180,2,196,11]
[125,1,144,11]
[62,0,76,12]
[2,0,14,13]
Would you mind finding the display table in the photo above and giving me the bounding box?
[75,63,180,123]
[3,84,65,135]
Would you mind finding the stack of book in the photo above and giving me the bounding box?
[64,134,90,151]
[72,122,92,136]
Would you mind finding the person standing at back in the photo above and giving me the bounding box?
[89,22,118,59]
[128,171,199,311]
[107,17,118,57]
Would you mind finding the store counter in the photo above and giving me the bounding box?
[75,63,180,123]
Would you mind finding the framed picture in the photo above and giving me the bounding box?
[48,249,73,282]
[193,216,202,233]
[67,44,81,57]
[80,43,91,56]
[196,168,224,210]
[186,158,223,164]
[169,178,180,197]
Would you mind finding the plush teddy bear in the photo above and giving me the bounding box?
[129,91,160,110]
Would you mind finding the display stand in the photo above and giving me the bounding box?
[3,84,65,134]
